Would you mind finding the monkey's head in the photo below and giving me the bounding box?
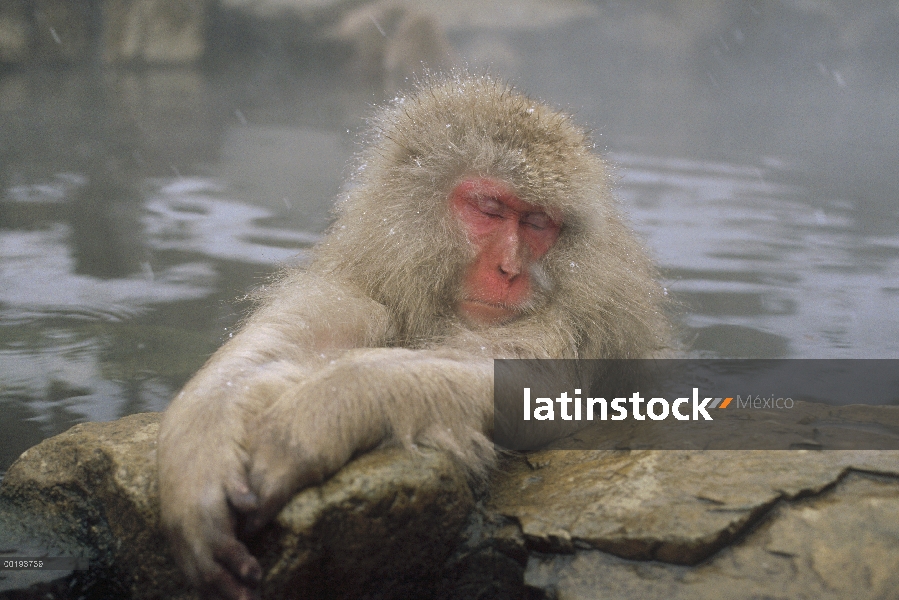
[314,73,669,357]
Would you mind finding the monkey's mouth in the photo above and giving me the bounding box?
[457,299,523,326]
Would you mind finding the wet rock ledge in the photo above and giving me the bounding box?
[2,411,899,599]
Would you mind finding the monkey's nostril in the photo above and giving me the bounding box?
[498,265,516,279]
[501,260,522,278]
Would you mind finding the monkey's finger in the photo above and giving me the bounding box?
[242,456,288,533]
[198,560,260,600]
[183,534,257,600]
[211,534,262,588]
[225,478,260,514]
[243,487,290,535]
[244,445,332,533]
[227,488,260,538]
[243,469,297,534]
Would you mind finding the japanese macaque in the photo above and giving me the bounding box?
[157,73,671,599]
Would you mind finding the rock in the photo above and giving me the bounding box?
[2,0,456,76]
[33,1,96,64]
[102,0,207,64]
[0,413,186,599]
[491,449,899,599]
[539,401,899,451]
[0,0,206,66]
[250,446,475,599]
[208,0,458,90]
[207,0,365,59]
[4,409,899,599]
[0,413,476,599]
[0,3,30,63]
[523,470,899,599]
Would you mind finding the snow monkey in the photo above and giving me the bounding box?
[158,73,671,599]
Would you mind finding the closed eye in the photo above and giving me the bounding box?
[473,197,505,218]
[522,212,552,230]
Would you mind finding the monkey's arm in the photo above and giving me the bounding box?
[157,275,389,599]
[242,347,496,530]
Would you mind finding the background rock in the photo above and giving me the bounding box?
[0,0,208,66]
[101,0,208,64]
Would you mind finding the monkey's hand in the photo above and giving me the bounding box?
[157,276,392,598]
[158,398,263,600]
[242,348,495,531]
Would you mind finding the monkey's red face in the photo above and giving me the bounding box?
[450,177,561,326]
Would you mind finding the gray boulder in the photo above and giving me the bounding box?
[0,413,477,599]
[3,406,899,599]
